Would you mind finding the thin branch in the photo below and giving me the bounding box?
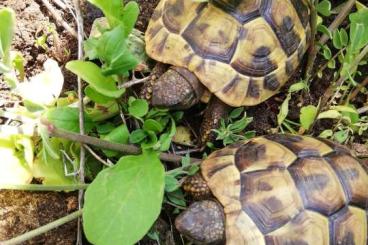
[118,76,150,89]
[1,210,83,245]
[321,44,368,109]
[305,0,356,79]
[349,77,368,101]
[71,0,85,244]
[51,0,67,9]
[84,144,113,167]
[46,125,202,164]
[40,0,77,38]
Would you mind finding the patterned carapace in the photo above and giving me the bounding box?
[201,134,368,244]
[145,0,311,106]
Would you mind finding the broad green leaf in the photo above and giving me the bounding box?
[317,24,332,39]
[102,124,130,157]
[83,151,165,245]
[331,105,359,114]
[16,59,63,106]
[46,107,94,133]
[349,8,368,51]
[159,118,176,151]
[84,85,114,104]
[128,99,149,118]
[0,8,15,65]
[300,105,318,130]
[319,129,333,138]
[66,60,124,98]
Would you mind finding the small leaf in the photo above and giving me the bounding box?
[84,85,114,104]
[334,130,349,143]
[0,8,16,65]
[319,129,333,138]
[165,175,179,192]
[288,82,307,93]
[121,2,139,37]
[300,105,318,130]
[66,60,124,98]
[316,0,331,16]
[83,151,165,245]
[128,99,149,118]
[143,119,163,133]
[317,24,332,39]
[278,94,291,125]
[229,107,244,119]
[129,129,147,143]
[102,124,130,157]
[317,110,341,119]
[46,107,94,133]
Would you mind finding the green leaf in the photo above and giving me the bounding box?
[278,94,291,125]
[300,105,318,130]
[288,82,308,93]
[83,151,165,245]
[66,60,124,98]
[143,119,164,133]
[322,45,332,60]
[86,0,122,27]
[319,129,333,138]
[32,138,77,185]
[0,8,16,65]
[349,8,368,52]
[85,101,120,122]
[317,110,342,119]
[159,118,176,151]
[129,129,147,144]
[121,2,139,37]
[46,107,94,133]
[229,107,244,119]
[128,99,149,118]
[84,85,114,104]
[317,24,332,39]
[316,0,331,16]
[165,175,179,192]
[102,124,130,157]
[334,130,349,143]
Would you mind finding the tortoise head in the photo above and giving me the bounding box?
[175,200,225,244]
[151,67,204,110]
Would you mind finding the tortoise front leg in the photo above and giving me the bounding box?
[200,96,232,145]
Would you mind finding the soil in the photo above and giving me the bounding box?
[0,190,78,244]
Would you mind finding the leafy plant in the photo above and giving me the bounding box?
[213,107,255,146]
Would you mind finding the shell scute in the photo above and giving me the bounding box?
[240,168,303,234]
[288,157,347,216]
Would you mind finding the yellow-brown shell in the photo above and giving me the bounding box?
[201,134,368,244]
[145,0,311,106]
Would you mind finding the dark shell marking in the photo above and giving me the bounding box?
[201,134,368,243]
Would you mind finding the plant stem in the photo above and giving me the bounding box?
[0,184,88,191]
[1,210,83,245]
[46,125,201,164]
[305,0,356,79]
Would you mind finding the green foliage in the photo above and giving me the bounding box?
[213,107,255,146]
[0,7,15,67]
[101,124,130,157]
[300,105,318,131]
[66,61,125,99]
[128,97,149,119]
[46,107,95,133]
[83,151,165,245]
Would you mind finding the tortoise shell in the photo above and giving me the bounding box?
[201,134,368,244]
[145,0,311,106]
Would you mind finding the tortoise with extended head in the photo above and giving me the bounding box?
[144,0,312,142]
[175,134,368,244]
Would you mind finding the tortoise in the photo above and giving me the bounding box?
[175,134,368,244]
[144,0,312,142]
